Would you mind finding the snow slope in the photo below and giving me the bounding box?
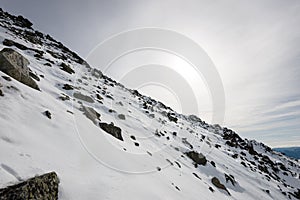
[0,8,299,200]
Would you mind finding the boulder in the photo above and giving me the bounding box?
[185,151,207,166]
[99,122,123,141]
[0,171,59,200]
[211,177,230,195]
[0,48,39,90]
[73,92,94,103]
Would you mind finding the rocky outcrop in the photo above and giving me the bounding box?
[0,48,39,90]
[0,171,59,200]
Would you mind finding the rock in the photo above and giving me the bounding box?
[44,110,51,119]
[59,62,75,74]
[73,92,94,103]
[15,15,33,28]
[225,174,236,186]
[2,76,11,81]
[62,83,74,90]
[0,171,59,200]
[185,151,207,166]
[211,177,230,195]
[29,71,40,81]
[81,106,100,124]
[0,89,3,96]
[91,68,102,78]
[99,122,123,141]
[130,135,136,140]
[117,114,126,120]
[211,161,216,167]
[0,48,39,90]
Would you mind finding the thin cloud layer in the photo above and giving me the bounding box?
[1,0,300,147]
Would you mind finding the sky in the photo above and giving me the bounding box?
[1,0,300,147]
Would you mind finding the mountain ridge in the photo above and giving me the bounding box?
[0,8,299,200]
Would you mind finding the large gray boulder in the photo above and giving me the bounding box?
[185,151,207,166]
[0,171,59,200]
[0,48,39,90]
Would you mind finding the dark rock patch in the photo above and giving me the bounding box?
[62,84,74,90]
[44,110,51,119]
[134,142,139,147]
[130,135,136,140]
[2,76,11,81]
[192,172,202,180]
[210,161,216,167]
[209,187,214,192]
[211,177,230,195]
[225,174,236,186]
[185,151,207,166]
[99,122,123,141]
[59,62,75,74]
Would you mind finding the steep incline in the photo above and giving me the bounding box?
[0,8,299,200]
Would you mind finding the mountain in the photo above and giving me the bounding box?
[0,8,299,200]
[274,147,300,160]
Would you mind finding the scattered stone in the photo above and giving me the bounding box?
[134,142,139,147]
[96,94,103,100]
[130,135,136,140]
[182,138,193,149]
[44,63,52,67]
[58,94,70,101]
[225,174,236,186]
[2,76,11,81]
[117,114,126,120]
[99,122,123,141]
[62,83,73,90]
[59,62,75,74]
[156,167,161,171]
[211,177,230,195]
[29,71,40,81]
[174,161,181,168]
[209,186,215,192]
[192,172,202,180]
[211,161,216,167]
[44,110,51,119]
[0,48,39,90]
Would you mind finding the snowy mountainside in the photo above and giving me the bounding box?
[0,8,299,200]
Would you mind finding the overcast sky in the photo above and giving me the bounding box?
[1,0,300,147]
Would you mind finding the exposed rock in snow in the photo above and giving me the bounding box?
[0,48,39,90]
[0,172,59,200]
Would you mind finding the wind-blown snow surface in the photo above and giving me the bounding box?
[0,9,299,200]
